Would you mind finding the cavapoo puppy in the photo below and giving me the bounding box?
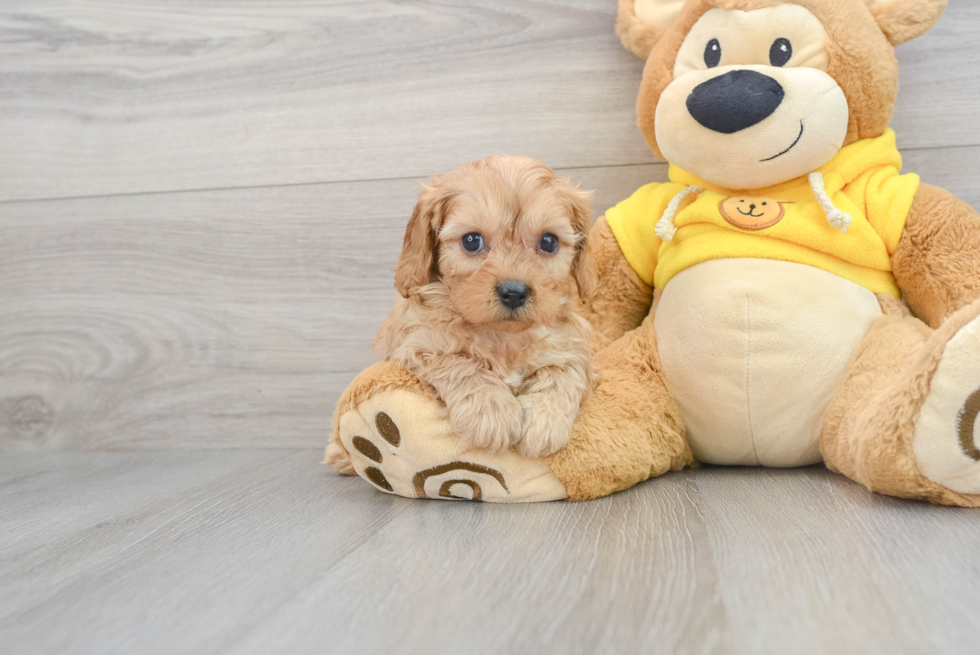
[374,155,598,457]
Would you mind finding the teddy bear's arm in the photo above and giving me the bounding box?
[582,216,654,349]
[891,183,980,329]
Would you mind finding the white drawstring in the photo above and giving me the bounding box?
[656,186,704,242]
[657,174,851,241]
[809,172,852,234]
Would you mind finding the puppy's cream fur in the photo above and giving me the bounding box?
[375,156,597,457]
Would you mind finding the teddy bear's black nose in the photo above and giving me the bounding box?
[687,70,785,134]
[496,280,531,310]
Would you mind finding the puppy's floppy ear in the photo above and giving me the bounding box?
[616,0,684,59]
[867,0,947,46]
[558,178,597,301]
[394,177,452,298]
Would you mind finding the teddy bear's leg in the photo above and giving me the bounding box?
[327,361,568,502]
[328,315,694,502]
[548,313,696,501]
[820,296,980,506]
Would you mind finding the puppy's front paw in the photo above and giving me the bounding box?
[517,393,574,457]
[448,389,524,454]
[324,441,356,475]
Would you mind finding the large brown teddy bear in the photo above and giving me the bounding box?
[327,0,980,506]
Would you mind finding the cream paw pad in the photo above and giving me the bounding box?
[914,308,980,495]
[332,364,567,502]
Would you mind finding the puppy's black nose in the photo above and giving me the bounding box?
[687,70,784,134]
[496,280,530,310]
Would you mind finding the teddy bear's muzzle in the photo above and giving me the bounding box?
[686,69,785,134]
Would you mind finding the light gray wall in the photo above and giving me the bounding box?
[2,0,978,450]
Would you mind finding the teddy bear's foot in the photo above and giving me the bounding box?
[913,308,980,494]
[822,298,980,506]
[329,362,567,502]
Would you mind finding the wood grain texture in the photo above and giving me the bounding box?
[0,451,411,654]
[2,1,980,451]
[3,4,980,653]
[0,162,668,451]
[2,452,980,654]
[3,145,979,452]
[0,0,978,201]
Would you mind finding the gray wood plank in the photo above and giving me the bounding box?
[4,146,978,452]
[0,450,409,654]
[5,452,978,655]
[0,0,977,202]
[230,466,980,655]
[694,468,980,653]
[0,449,276,559]
[892,0,980,149]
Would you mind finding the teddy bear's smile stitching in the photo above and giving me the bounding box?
[761,120,805,162]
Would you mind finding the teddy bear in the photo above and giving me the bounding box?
[326,0,980,506]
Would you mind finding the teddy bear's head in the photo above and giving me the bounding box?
[617,0,947,190]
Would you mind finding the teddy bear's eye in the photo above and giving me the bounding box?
[704,38,722,68]
[461,232,484,253]
[769,38,792,67]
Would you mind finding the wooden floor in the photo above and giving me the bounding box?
[2,452,980,654]
[3,1,980,653]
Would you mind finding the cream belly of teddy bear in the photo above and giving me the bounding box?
[654,258,882,467]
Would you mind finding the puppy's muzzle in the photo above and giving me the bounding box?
[496,280,531,310]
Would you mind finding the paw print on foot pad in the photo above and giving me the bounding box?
[958,389,980,462]
[413,462,509,500]
[336,388,566,503]
[914,312,980,494]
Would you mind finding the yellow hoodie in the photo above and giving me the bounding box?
[604,130,919,297]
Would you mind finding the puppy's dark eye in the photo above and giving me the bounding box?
[539,233,559,254]
[704,39,721,68]
[461,232,484,253]
[769,38,792,67]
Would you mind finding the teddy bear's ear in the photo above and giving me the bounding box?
[616,0,686,59]
[865,0,948,46]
